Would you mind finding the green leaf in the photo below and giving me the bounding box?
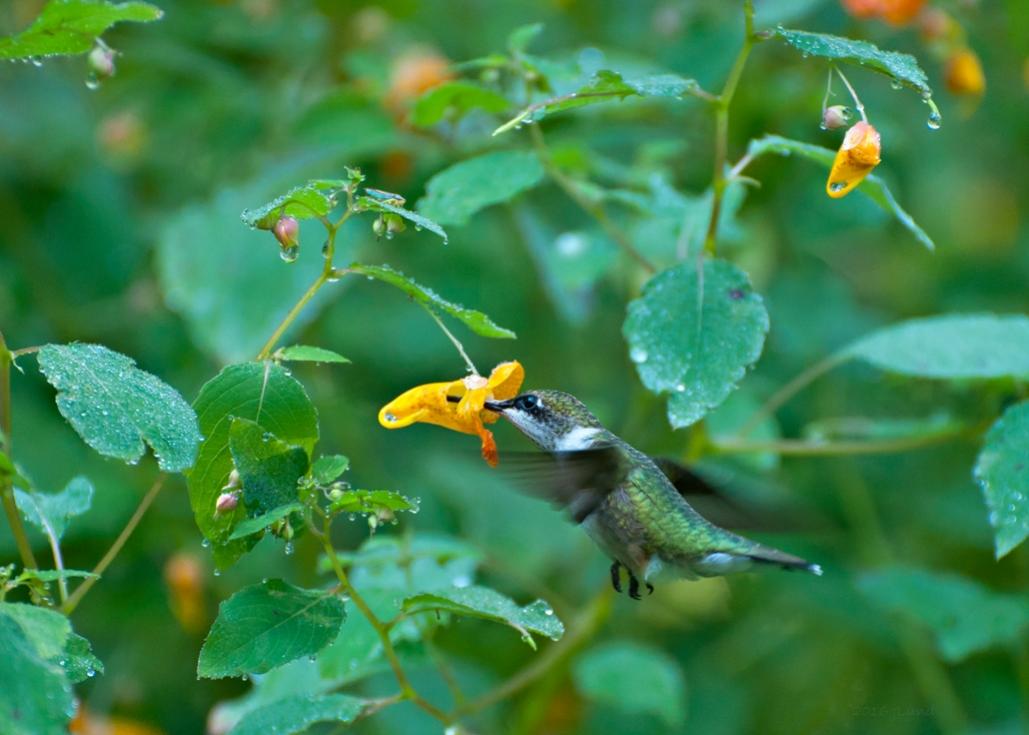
[410,81,510,127]
[495,70,700,134]
[329,490,416,515]
[0,450,29,488]
[623,259,769,428]
[349,263,516,339]
[198,579,344,679]
[16,568,98,584]
[0,614,73,735]
[401,586,563,649]
[0,602,102,684]
[229,418,309,515]
[975,401,1029,559]
[228,693,364,735]
[14,475,93,539]
[416,150,545,226]
[507,22,544,54]
[241,179,344,230]
[744,135,935,250]
[355,194,449,244]
[228,503,304,541]
[273,345,350,364]
[312,455,349,484]
[774,28,932,99]
[845,314,1029,379]
[61,632,104,683]
[573,642,686,726]
[858,567,1029,662]
[0,0,162,60]
[37,344,201,472]
[188,362,318,566]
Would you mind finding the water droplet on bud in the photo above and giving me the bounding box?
[280,244,299,263]
[926,111,942,130]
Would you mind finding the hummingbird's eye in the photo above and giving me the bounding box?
[515,394,539,412]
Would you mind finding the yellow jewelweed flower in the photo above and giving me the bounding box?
[945,48,986,97]
[378,361,524,466]
[826,121,882,199]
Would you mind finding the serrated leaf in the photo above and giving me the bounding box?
[329,490,416,515]
[975,401,1029,559]
[845,314,1029,379]
[356,195,448,243]
[241,180,344,230]
[774,28,932,98]
[312,455,349,484]
[16,568,98,584]
[573,642,686,726]
[0,614,73,735]
[745,135,934,250]
[495,70,700,134]
[858,567,1029,661]
[228,418,309,515]
[410,81,510,127]
[274,345,350,364]
[228,503,304,541]
[61,632,103,683]
[349,263,516,339]
[228,693,364,735]
[0,0,162,60]
[198,579,344,679]
[623,259,769,428]
[14,475,93,539]
[188,362,318,566]
[401,586,563,648]
[0,602,102,685]
[37,344,201,472]
[416,150,544,226]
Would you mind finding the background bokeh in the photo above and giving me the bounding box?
[1,0,1027,733]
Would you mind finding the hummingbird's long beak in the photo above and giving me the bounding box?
[483,398,515,413]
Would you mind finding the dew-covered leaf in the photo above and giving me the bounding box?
[975,401,1029,559]
[14,475,93,539]
[228,693,364,735]
[37,344,201,472]
[744,135,935,250]
[273,345,350,364]
[416,150,544,226]
[858,567,1029,661]
[349,263,516,339]
[355,194,448,243]
[198,579,344,679]
[0,602,102,685]
[0,614,73,735]
[312,454,349,484]
[495,70,700,134]
[61,632,104,683]
[241,180,345,230]
[401,585,563,649]
[573,641,686,726]
[845,314,1029,379]
[0,0,162,61]
[228,418,309,515]
[228,503,304,541]
[623,259,769,428]
[774,28,932,99]
[328,490,416,515]
[188,362,318,567]
[16,568,98,584]
[410,81,510,127]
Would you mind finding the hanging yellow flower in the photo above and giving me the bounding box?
[826,121,882,199]
[378,361,524,466]
[945,48,986,97]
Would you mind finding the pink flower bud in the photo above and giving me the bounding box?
[88,45,116,79]
[215,492,239,514]
[273,216,300,249]
[821,105,852,130]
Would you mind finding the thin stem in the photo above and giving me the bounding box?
[711,429,969,457]
[424,307,479,376]
[62,475,165,614]
[737,351,850,438]
[702,0,758,255]
[528,124,656,273]
[834,67,867,122]
[0,330,37,570]
[318,518,450,724]
[822,67,833,116]
[10,346,41,358]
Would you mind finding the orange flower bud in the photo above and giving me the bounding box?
[826,121,881,199]
[945,48,986,96]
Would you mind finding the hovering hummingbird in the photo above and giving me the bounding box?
[484,390,822,600]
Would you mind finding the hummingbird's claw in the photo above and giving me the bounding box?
[609,561,623,593]
[628,573,642,601]
[646,581,654,595]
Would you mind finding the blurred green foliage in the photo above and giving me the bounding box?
[1,0,1028,734]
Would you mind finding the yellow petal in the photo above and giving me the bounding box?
[826,121,882,199]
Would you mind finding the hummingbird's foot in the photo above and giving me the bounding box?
[628,573,642,601]
[646,581,654,595]
[609,561,623,593]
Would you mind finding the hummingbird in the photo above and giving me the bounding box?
[484,390,822,600]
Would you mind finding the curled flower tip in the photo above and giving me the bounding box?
[945,49,986,97]
[826,121,881,199]
[215,492,239,515]
[273,215,300,249]
[821,105,852,130]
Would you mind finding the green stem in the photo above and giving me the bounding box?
[528,124,656,273]
[0,330,37,570]
[62,475,165,614]
[702,0,759,256]
[424,306,480,376]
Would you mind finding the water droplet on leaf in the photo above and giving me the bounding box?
[926,111,942,130]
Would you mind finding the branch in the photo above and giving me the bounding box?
[0,329,37,570]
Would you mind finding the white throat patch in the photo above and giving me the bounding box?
[555,426,601,451]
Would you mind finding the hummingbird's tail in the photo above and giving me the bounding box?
[745,546,823,576]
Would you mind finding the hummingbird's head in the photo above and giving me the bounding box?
[484,390,604,451]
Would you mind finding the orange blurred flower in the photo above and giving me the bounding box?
[379,361,524,466]
[840,0,925,26]
[945,48,986,96]
[841,0,882,19]
[163,552,206,633]
[826,121,882,199]
[386,48,452,110]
